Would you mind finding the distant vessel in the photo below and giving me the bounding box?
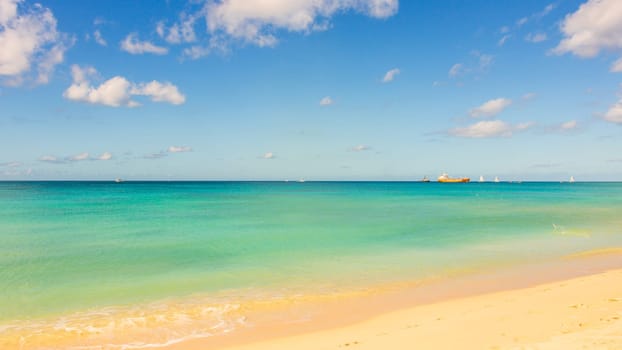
[569,176,575,183]
[422,176,430,182]
[114,178,124,183]
[437,173,470,183]
[494,176,500,183]
[297,178,305,183]
[479,176,484,182]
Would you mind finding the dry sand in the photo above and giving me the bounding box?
[170,254,622,350]
[216,270,622,350]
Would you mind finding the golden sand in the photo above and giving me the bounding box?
[170,250,622,350]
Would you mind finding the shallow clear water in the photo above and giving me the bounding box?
[1,181,621,348]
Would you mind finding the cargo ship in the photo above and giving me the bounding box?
[437,173,470,183]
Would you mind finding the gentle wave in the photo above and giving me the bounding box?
[0,300,246,350]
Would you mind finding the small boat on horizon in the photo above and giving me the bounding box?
[437,173,470,183]
[479,175,485,182]
[297,178,305,183]
[569,176,575,183]
[422,176,430,182]
[494,176,500,183]
[114,178,124,183]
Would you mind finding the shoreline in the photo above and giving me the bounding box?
[167,250,622,350]
[2,249,621,349]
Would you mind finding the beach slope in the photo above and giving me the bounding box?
[212,269,622,350]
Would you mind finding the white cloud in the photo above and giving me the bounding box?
[158,17,197,44]
[351,144,370,151]
[93,30,107,46]
[97,152,112,160]
[201,0,398,48]
[450,120,532,138]
[498,34,510,46]
[319,96,333,106]
[540,4,555,17]
[69,152,89,161]
[262,152,274,159]
[120,33,168,55]
[469,98,512,118]
[525,32,547,43]
[500,26,510,34]
[559,120,578,130]
[183,45,211,59]
[610,57,622,72]
[476,53,494,70]
[132,81,186,105]
[63,65,186,107]
[604,100,622,124]
[516,17,528,27]
[522,92,537,101]
[382,68,400,83]
[39,155,61,163]
[0,161,21,167]
[168,146,192,153]
[0,0,70,85]
[448,63,464,77]
[554,0,622,57]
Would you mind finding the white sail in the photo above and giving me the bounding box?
[494,176,500,183]
[569,176,575,183]
[479,176,484,182]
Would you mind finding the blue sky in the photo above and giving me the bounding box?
[1,0,622,180]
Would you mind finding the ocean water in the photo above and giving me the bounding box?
[1,181,622,348]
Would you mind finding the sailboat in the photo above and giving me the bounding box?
[479,176,485,182]
[569,176,575,183]
[494,176,500,183]
[422,176,430,182]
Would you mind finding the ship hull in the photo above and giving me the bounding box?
[438,178,470,183]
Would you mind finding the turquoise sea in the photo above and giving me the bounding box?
[1,181,622,348]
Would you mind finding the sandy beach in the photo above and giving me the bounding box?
[169,252,622,350]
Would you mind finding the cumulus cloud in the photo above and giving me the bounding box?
[132,81,186,105]
[0,0,71,85]
[195,0,398,49]
[157,17,197,44]
[559,120,578,130]
[97,152,112,160]
[525,32,547,43]
[69,152,89,161]
[63,65,185,107]
[144,146,193,160]
[351,144,370,152]
[93,30,107,46]
[448,63,464,77]
[121,33,168,55]
[262,152,274,159]
[554,0,622,57]
[319,96,334,106]
[469,98,512,118]
[38,155,61,163]
[183,45,211,59]
[604,100,622,124]
[168,146,192,153]
[382,68,400,83]
[449,120,532,138]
